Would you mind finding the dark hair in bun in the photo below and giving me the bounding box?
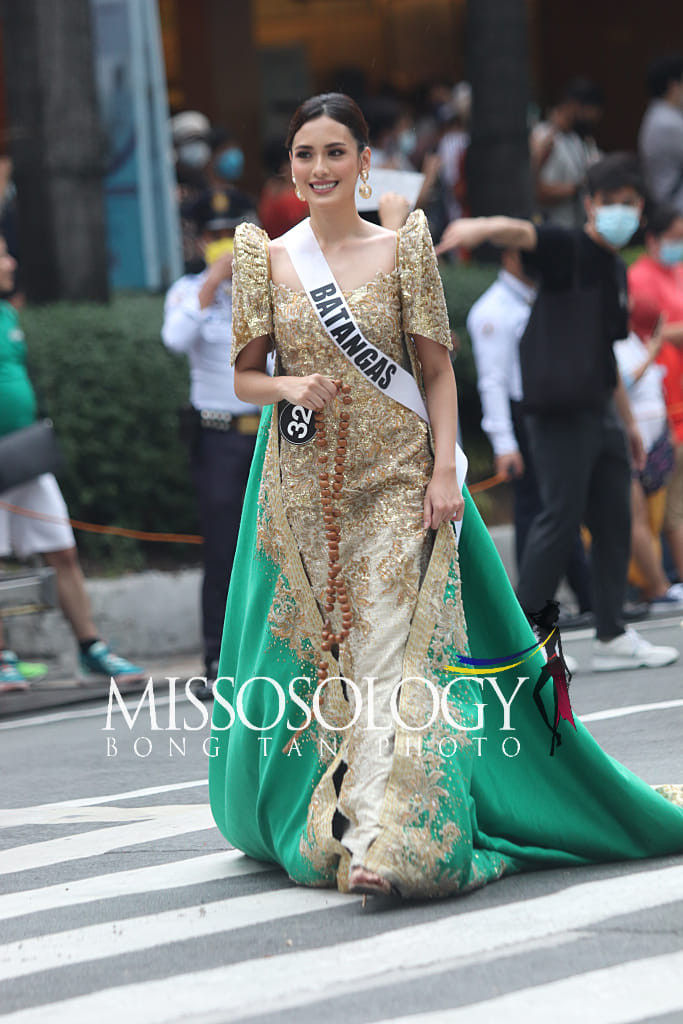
[286,93,369,153]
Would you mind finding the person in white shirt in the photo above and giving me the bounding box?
[467,250,593,619]
[614,321,683,606]
[162,194,263,696]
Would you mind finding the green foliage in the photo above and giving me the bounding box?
[621,244,645,267]
[439,258,497,452]
[20,294,199,570]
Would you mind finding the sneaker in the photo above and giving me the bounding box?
[592,627,679,672]
[650,584,683,609]
[77,641,146,685]
[622,600,650,622]
[17,661,48,680]
[0,651,30,693]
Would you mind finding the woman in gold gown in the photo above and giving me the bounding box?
[208,94,683,901]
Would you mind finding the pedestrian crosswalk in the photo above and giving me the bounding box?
[1,779,682,1023]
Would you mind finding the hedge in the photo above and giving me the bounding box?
[19,264,498,569]
[21,294,197,569]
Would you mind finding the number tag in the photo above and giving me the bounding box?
[278,401,317,445]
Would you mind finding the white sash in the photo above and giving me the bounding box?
[281,217,467,539]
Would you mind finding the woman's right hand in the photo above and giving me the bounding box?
[280,374,339,411]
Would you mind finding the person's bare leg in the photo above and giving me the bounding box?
[43,547,97,642]
[664,522,683,582]
[630,481,671,599]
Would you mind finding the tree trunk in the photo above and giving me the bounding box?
[0,0,109,302]
[466,0,532,223]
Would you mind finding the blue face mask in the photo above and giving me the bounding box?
[398,129,417,157]
[594,204,640,248]
[215,147,244,182]
[659,240,683,266]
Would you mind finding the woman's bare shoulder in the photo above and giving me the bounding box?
[268,236,301,289]
[360,221,397,242]
[268,236,287,256]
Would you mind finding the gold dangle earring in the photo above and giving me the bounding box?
[358,169,372,200]
[292,176,305,202]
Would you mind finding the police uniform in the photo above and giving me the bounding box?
[162,203,261,682]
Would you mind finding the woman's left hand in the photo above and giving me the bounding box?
[423,466,464,530]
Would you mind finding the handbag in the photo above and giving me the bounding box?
[640,427,675,495]
[520,238,608,414]
[0,418,65,492]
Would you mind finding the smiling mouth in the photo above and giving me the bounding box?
[309,181,338,193]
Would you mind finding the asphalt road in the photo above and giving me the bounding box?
[1,615,682,1023]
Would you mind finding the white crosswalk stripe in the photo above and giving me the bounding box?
[379,951,683,1024]
[0,849,272,923]
[0,804,214,875]
[1,779,681,1023]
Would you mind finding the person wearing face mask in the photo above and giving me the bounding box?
[438,152,679,672]
[639,55,683,217]
[203,127,259,225]
[629,204,683,580]
[171,110,212,179]
[170,110,213,274]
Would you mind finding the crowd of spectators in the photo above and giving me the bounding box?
[463,52,683,632]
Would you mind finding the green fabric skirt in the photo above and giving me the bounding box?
[209,406,683,897]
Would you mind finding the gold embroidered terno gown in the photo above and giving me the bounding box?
[209,211,683,899]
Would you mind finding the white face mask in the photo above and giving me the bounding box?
[177,140,210,169]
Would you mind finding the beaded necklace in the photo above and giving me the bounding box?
[282,381,354,754]
[315,381,353,686]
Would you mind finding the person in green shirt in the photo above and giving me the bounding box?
[0,237,145,691]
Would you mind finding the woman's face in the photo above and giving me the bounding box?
[290,115,369,207]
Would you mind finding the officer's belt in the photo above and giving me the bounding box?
[199,410,260,435]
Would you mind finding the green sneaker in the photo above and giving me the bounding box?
[77,641,146,685]
[0,651,30,693]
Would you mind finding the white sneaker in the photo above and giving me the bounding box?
[649,583,683,609]
[592,627,679,672]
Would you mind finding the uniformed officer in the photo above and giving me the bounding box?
[162,193,262,697]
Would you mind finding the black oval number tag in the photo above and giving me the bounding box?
[278,401,317,445]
